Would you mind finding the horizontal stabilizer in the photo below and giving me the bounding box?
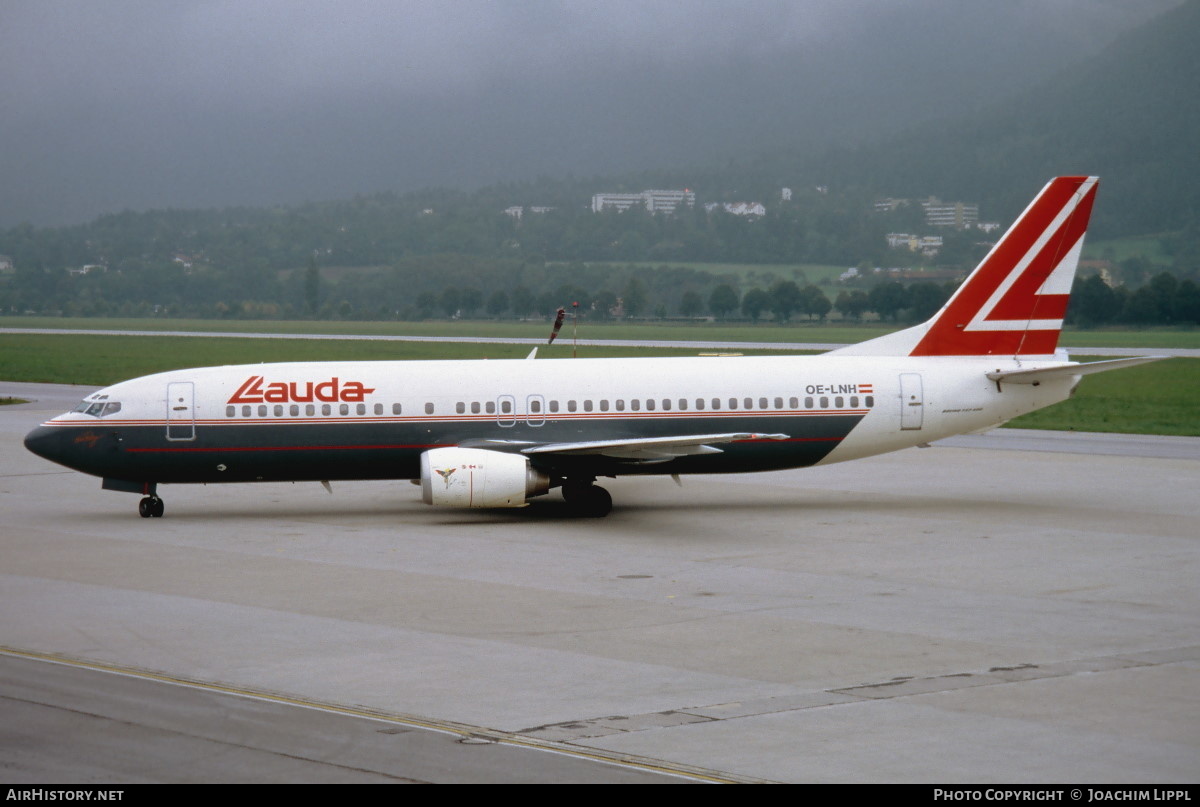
[986,356,1166,384]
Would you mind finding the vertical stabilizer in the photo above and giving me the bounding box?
[830,176,1098,358]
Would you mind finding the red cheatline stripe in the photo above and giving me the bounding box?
[127,444,444,453]
[127,436,846,453]
[50,409,868,428]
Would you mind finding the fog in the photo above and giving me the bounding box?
[0,0,1180,226]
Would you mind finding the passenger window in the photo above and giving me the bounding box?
[471,402,480,414]
[835,396,844,409]
[804,397,813,409]
[340,403,350,415]
[631,400,641,411]
[274,405,284,417]
[226,405,235,417]
[712,398,720,410]
[790,397,798,408]
[678,399,687,410]
[646,399,656,411]
[531,399,542,413]
[291,405,300,416]
[501,399,512,414]
[486,401,495,414]
[583,400,593,412]
[744,398,753,409]
[391,403,401,415]
[456,402,465,414]
[425,402,434,415]
[549,400,559,413]
[258,405,268,417]
[661,399,670,411]
[759,397,768,409]
[307,404,316,416]
[615,400,625,411]
[599,400,609,412]
[357,403,366,415]
[820,397,828,409]
[850,396,859,408]
[696,398,705,410]
[321,404,332,416]
[243,405,252,417]
[774,397,783,409]
[865,396,875,408]
[568,400,577,412]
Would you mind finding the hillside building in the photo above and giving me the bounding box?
[704,201,766,217]
[922,197,979,229]
[591,189,695,215]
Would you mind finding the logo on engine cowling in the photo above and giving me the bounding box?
[435,467,457,487]
[227,375,376,404]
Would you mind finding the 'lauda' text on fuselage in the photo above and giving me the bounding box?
[227,376,376,404]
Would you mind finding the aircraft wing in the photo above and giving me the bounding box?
[462,433,789,464]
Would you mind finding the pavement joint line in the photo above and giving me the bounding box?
[0,645,767,784]
[523,645,1200,740]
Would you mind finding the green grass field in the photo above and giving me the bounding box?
[1,331,1196,436]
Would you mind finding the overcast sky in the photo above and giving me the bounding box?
[0,0,1180,227]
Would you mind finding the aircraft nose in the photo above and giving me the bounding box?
[24,424,74,467]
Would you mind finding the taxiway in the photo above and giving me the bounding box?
[2,384,1197,782]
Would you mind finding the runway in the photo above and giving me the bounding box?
[4,326,1198,357]
[2,384,1197,782]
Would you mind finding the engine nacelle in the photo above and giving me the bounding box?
[420,447,550,508]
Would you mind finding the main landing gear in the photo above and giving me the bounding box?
[560,478,613,518]
[138,495,164,518]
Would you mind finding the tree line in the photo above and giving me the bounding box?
[1,178,1196,327]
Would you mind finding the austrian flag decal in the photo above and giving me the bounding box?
[228,376,376,404]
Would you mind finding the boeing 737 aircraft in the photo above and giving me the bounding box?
[24,176,1161,517]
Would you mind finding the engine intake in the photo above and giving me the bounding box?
[420,447,550,508]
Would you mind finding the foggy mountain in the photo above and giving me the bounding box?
[799,0,1200,237]
[0,0,1180,228]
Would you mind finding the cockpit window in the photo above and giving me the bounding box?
[74,400,121,417]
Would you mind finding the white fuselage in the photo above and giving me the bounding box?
[27,354,1078,487]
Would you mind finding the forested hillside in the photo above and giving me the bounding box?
[1,1,1196,327]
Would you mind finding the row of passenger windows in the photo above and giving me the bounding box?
[224,395,875,419]
[456,395,874,414]
[226,402,403,418]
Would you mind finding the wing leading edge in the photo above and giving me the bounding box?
[464,432,789,464]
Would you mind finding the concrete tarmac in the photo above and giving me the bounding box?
[2,384,1197,782]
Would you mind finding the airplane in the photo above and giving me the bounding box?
[23,176,1163,518]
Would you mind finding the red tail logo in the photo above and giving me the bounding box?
[911,176,1098,357]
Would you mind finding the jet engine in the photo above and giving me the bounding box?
[420,447,550,508]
